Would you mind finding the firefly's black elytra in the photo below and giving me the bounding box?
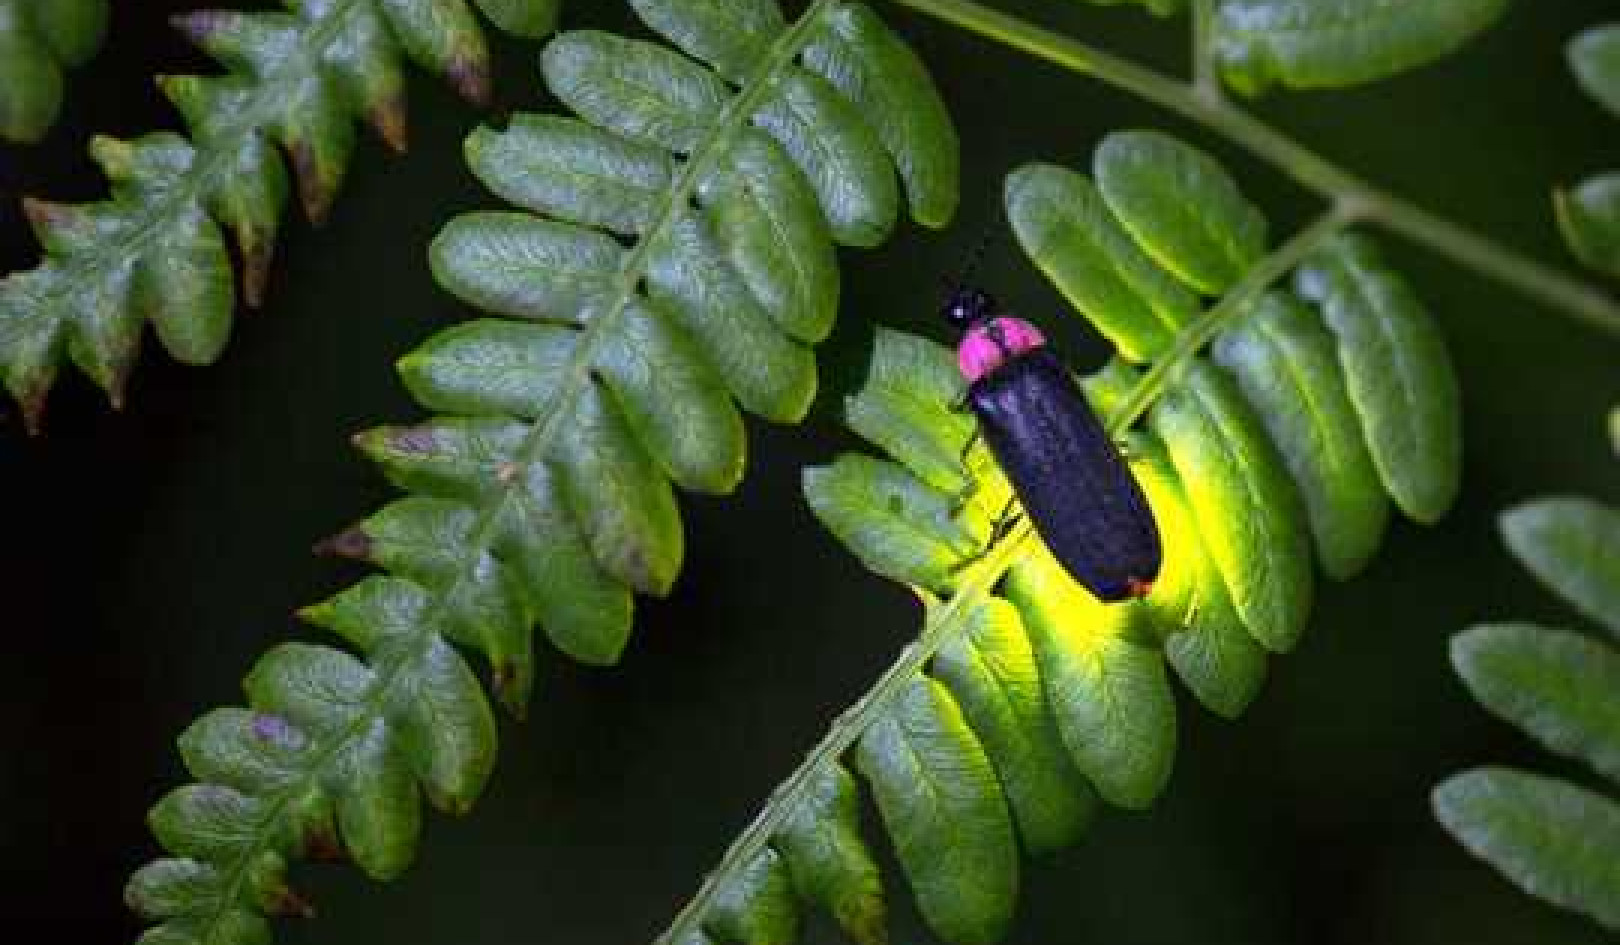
[946,286,1163,602]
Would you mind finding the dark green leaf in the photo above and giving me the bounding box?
[1569,24,1620,120]
[1093,130,1267,295]
[802,1,960,227]
[629,0,785,83]
[1294,233,1462,522]
[1212,291,1388,580]
[1555,173,1620,280]
[1214,0,1508,94]
[1006,162,1198,362]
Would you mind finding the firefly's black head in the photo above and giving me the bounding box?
[941,285,999,331]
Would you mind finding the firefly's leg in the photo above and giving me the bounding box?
[950,495,1022,575]
[1114,437,1144,464]
[949,427,983,515]
[987,495,1022,544]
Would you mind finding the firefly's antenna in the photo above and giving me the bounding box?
[941,191,1002,295]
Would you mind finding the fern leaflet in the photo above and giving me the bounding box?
[0,0,106,143]
[0,0,560,431]
[123,2,958,944]
[1435,493,1620,931]
[1558,22,1620,279]
[660,130,1462,945]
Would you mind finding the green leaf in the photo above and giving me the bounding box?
[1569,24,1620,120]
[0,3,63,144]
[1007,547,1177,809]
[1093,130,1268,296]
[700,129,842,345]
[0,0,106,143]
[429,213,622,320]
[1150,360,1313,652]
[1434,767,1620,931]
[1501,498,1620,639]
[543,30,727,154]
[1294,232,1462,522]
[3,0,556,425]
[1132,435,1269,718]
[843,329,976,495]
[705,848,801,945]
[1555,173,1620,280]
[775,765,888,945]
[473,0,562,39]
[34,0,109,66]
[630,0,786,83]
[933,598,1097,853]
[1212,291,1389,580]
[465,116,674,236]
[1452,624,1620,785]
[1214,0,1509,95]
[753,68,899,248]
[802,1,960,228]
[802,455,982,590]
[855,677,1019,945]
[1006,162,1199,362]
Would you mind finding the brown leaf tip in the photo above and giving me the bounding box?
[312,527,373,560]
[447,55,491,107]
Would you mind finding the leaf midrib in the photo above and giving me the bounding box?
[180,5,838,942]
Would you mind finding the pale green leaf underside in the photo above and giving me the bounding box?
[129,3,958,945]
[1214,0,1508,95]
[1434,768,1620,931]
[1453,624,1620,785]
[0,0,106,143]
[1501,498,1620,639]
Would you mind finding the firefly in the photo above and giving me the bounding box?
[946,286,1162,602]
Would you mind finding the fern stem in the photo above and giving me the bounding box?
[1189,0,1223,108]
[655,200,1348,943]
[882,0,1620,339]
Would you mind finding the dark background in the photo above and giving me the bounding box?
[2,1,1618,943]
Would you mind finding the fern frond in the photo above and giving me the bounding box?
[1435,492,1620,931]
[657,130,1461,945]
[1558,24,1620,279]
[124,3,958,945]
[0,0,106,143]
[0,0,561,432]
